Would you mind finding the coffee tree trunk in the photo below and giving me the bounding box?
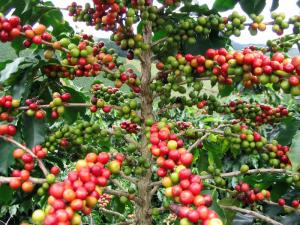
[135,22,153,225]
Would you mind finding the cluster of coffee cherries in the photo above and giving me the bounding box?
[25,97,46,120]
[161,11,247,48]
[157,48,300,95]
[289,15,300,34]
[225,124,291,168]
[249,14,267,35]
[122,155,151,177]
[0,95,20,121]
[0,14,22,42]
[44,120,102,152]
[68,1,126,31]
[262,141,291,168]
[285,172,300,189]
[206,166,226,187]
[98,193,112,208]
[90,82,123,110]
[0,123,17,136]
[31,152,124,225]
[120,121,140,133]
[116,68,141,93]
[59,39,102,76]
[49,92,72,119]
[90,82,140,122]
[235,181,271,205]
[176,121,192,130]
[196,97,290,126]
[43,38,99,79]
[112,29,144,59]
[9,145,48,192]
[226,100,289,126]
[148,120,223,225]
[22,24,52,47]
[271,12,290,35]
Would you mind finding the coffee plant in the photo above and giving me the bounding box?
[0,0,300,224]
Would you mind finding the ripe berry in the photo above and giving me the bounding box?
[278,198,285,206]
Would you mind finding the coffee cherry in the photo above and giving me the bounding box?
[278,198,285,206]
[240,164,249,173]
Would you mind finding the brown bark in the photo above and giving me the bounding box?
[135,22,153,225]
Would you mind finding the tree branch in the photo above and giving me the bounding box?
[220,205,283,225]
[149,168,295,188]
[200,168,296,180]
[204,182,235,193]
[0,136,49,176]
[187,133,210,152]
[263,200,300,213]
[103,188,142,204]
[110,179,125,191]
[123,134,139,148]
[0,176,46,184]
[151,37,168,47]
[150,185,160,198]
[120,171,138,184]
[112,221,134,225]
[156,103,181,115]
[99,207,126,219]
[149,181,162,188]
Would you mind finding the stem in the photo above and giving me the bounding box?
[119,171,138,184]
[150,168,295,187]
[0,176,46,184]
[200,168,296,180]
[112,221,134,225]
[135,22,154,225]
[220,205,283,225]
[0,136,49,176]
[187,133,210,152]
[204,182,235,193]
[103,188,142,204]
[18,103,122,111]
[263,200,300,213]
[99,208,126,219]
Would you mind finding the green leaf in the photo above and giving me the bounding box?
[276,117,300,145]
[243,173,285,189]
[0,57,26,84]
[195,149,209,172]
[288,130,300,171]
[233,214,253,224]
[0,57,38,86]
[22,115,47,148]
[239,0,266,16]
[39,9,73,36]
[270,182,290,201]
[0,185,14,204]
[0,139,15,175]
[205,138,229,168]
[0,132,21,175]
[152,30,167,42]
[271,0,279,11]
[218,83,234,97]
[213,0,239,11]
[218,197,239,225]
[180,4,212,15]
[62,86,88,124]
[281,212,300,225]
